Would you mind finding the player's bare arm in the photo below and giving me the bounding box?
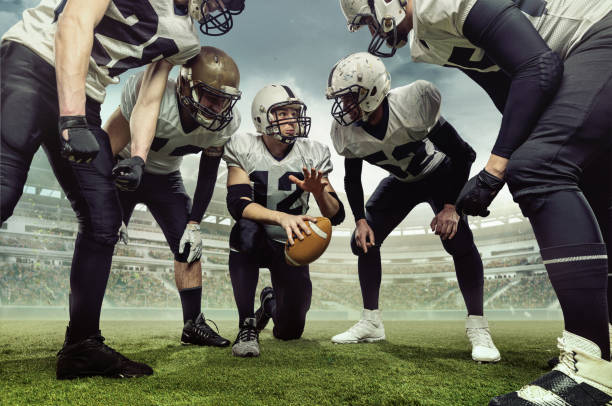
[227,165,315,245]
[103,107,131,156]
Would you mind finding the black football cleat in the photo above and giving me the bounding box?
[181,313,230,347]
[255,286,274,332]
[56,329,153,380]
[489,331,612,405]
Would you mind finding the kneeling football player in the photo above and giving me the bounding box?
[326,52,499,363]
[105,46,240,347]
[223,84,345,357]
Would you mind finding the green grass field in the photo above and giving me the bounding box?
[0,320,563,405]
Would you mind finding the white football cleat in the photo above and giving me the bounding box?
[466,315,501,363]
[331,309,385,344]
[489,331,612,405]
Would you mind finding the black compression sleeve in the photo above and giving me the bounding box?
[189,154,222,223]
[428,118,475,204]
[458,68,510,113]
[344,158,366,222]
[327,191,346,226]
[463,0,563,158]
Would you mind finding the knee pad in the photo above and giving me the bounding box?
[273,324,304,341]
[441,234,474,258]
[229,218,266,255]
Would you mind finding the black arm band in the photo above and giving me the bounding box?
[327,191,345,226]
[428,118,476,163]
[189,154,222,223]
[464,0,563,158]
[344,158,366,221]
[226,184,254,221]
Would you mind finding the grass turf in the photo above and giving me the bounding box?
[0,320,563,405]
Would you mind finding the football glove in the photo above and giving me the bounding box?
[58,116,100,163]
[455,169,504,217]
[112,156,145,191]
[118,222,129,245]
[179,223,202,264]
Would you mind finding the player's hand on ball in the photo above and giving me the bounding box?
[455,169,504,217]
[112,156,145,191]
[431,205,459,240]
[279,213,317,245]
[289,167,329,195]
[355,219,375,254]
[58,116,100,163]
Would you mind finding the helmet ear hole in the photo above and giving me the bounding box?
[370,86,378,97]
[256,117,261,123]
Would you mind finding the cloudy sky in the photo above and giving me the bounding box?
[0,0,516,206]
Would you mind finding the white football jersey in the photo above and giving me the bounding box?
[410,0,612,71]
[118,72,240,175]
[223,133,333,242]
[2,0,200,103]
[331,80,446,183]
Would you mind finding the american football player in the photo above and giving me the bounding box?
[326,52,499,363]
[105,46,240,349]
[223,84,345,357]
[0,0,244,380]
[340,0,612,403]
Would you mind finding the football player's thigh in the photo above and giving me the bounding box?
[1,42,58,217]
[581,147,612,246]
[146,172,192,253]
[43,121,122,234]
[365,176,424,242]
[269,260,312,319]
[507,38,612,196]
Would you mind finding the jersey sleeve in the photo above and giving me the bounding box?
[119,73,144,121]
[222,133,251,172]
[395,80,442,135]
[163,29,200,66]
[330,122,357,159]
[215,109,242,148]
[317,144,333,176]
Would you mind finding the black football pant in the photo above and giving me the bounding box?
[505,14,612,359]
[1,41,121,342]
[351,158,485,316]
[118,171,192,262]
[229,219,312,340]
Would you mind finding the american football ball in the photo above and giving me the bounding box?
[285,217,332,266]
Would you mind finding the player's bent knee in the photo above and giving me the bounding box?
[230,218,265,255]
[81,212,122,246]
[273,323,305,341]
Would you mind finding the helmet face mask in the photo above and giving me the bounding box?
[366,0,408,57]
[328,86,369,126]
[252,85,311,145]
[189,0,245,36]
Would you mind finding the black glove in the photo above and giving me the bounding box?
[455,169,504,217]
[58,116,100,163]
[112,156,145,191]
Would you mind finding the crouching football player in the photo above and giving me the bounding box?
[223,84,345,357]
[326,52,499,363]
[105,46,241,347]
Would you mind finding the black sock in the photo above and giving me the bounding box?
[68,233,113,343]
[525,191,610,360]
[357,247,381,310]
[179,287,202,324]
[229,250,259,325]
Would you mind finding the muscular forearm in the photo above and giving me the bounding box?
[130,61,172,161]
[55,15,93,116]
[241,202,285,226]
[313,189,340,219]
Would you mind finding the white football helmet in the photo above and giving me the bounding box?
[326,52,390,126]
[188,0,245,36]
[367,0,408,57]
[251,85,311,144]
[339,0,374,32]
